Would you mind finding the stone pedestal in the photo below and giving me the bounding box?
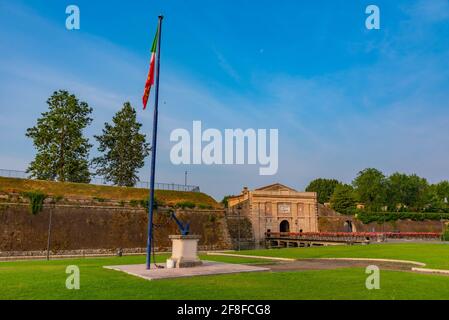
[168,235,202,268]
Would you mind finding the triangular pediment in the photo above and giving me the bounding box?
[255,183,297,192]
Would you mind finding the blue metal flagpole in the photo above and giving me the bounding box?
[146,15,163,270]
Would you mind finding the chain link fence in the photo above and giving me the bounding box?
[0,168,200,192]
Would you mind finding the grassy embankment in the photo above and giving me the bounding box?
[0,177,220,208]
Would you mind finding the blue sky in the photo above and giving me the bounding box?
[1,0,449,199]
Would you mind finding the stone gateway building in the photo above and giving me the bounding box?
[227,183,318,243]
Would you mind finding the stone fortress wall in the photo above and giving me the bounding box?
[0,192,232,256]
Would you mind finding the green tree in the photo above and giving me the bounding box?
[387,173,428,211]
[221,195,233,208]
[330,184,357,214]
[352,168,387,211]
[434,181,449,203]
[92,102,150,187]
[422,188,446,212]
[26,90,92,183]
[423,182,449,212]
[305,178,341,204]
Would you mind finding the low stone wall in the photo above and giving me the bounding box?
[0,203,231,254]
[0,248,146,259]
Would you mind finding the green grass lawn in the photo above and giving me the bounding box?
[2,243,449,300]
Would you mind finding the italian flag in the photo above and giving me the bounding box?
[142,27,159,109]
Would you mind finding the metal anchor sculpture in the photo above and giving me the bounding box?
[170,211,190,236]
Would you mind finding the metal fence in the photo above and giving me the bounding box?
[0,168,200,192]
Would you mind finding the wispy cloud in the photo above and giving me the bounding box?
[213,49,241,82]
[404,0,449,22]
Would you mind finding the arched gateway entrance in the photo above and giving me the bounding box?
[280,220,290,233]
[344,220,354,233]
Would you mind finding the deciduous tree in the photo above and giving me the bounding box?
[387,173,428,211]
[330,184,357,214]
[26,90,92,183]
[306,178,341,204]
[353,168,387,211]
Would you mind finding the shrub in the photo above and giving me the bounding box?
[175,201,196,209]
[221,196,232,208]
[21,191,47,215]
[139,198,164,210]
[129,199,140,207]
[443,229,449,241]
[442,224,449,241]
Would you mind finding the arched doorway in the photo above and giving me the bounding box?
[280,220,290,233]
[344,220,353,233]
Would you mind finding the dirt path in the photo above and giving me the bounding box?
[259,259,419,272]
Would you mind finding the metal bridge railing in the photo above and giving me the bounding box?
[266,232,441,241]
[0,168,200,192]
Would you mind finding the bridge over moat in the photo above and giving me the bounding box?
[265,232,372,248]
[264,232,441,248]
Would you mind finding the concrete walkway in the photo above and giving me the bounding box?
[206,252,295,261]
[104,261,269,281]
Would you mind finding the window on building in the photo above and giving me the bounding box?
[265,202,272,216]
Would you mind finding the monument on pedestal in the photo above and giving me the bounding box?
[168,235,202,268]
[166,211,202,268]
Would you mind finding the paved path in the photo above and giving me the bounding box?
[207,252,449,275]
[261,259,420,272]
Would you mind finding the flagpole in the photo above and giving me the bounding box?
[146,15,163,270]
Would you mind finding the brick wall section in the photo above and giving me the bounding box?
[225,213,255,249]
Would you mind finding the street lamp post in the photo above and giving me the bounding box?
[237,205,242,251]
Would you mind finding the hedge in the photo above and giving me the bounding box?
[356,211,449,224]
